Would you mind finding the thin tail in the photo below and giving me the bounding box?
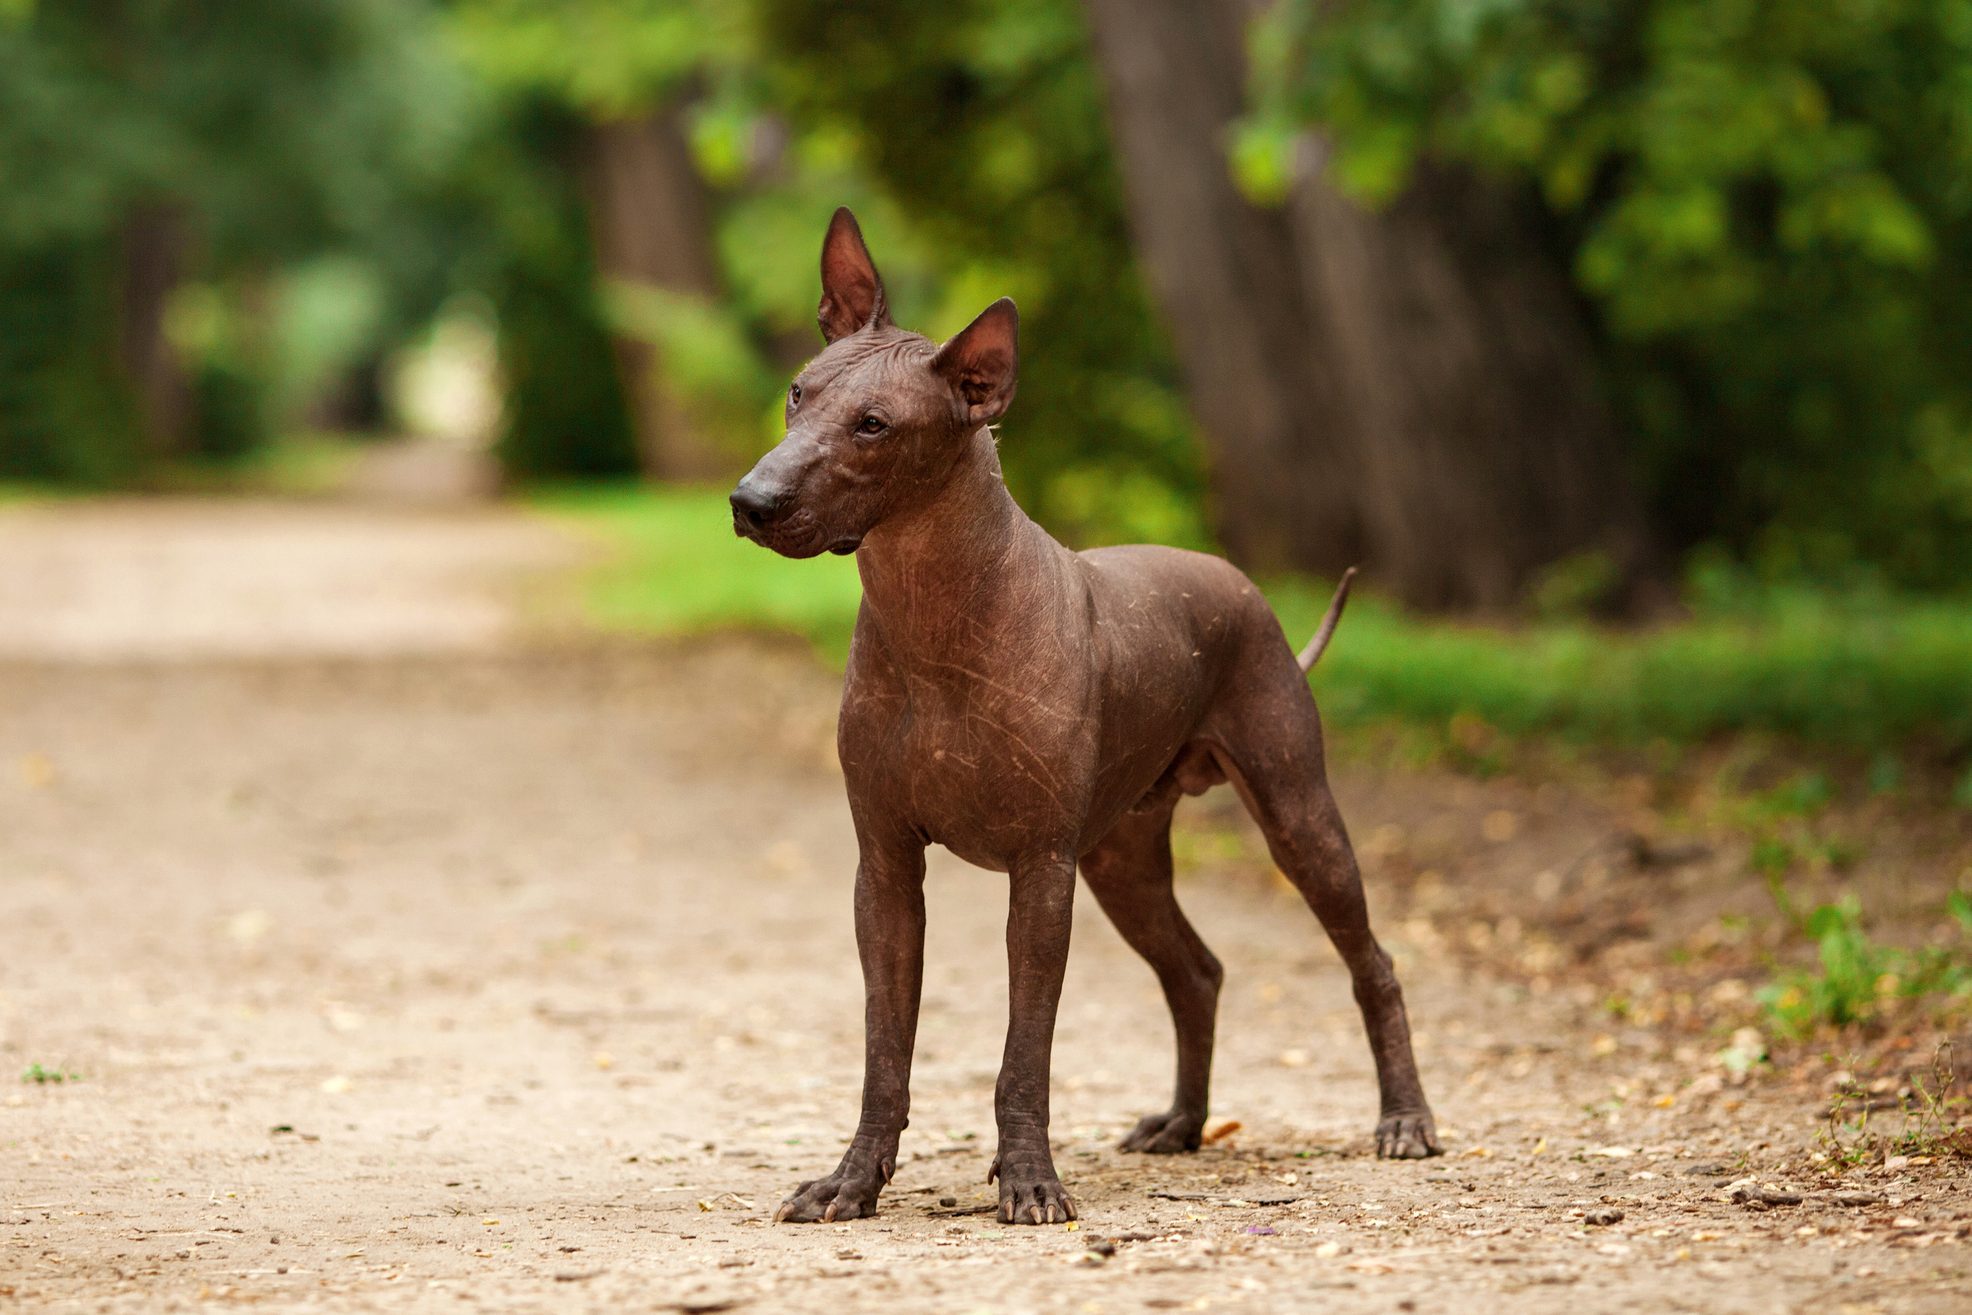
[1296,566,1358,673]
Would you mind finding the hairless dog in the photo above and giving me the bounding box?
[730,209,1439,1226]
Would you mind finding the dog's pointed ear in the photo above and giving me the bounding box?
[817,207,889,343]
[932,298,1018,426]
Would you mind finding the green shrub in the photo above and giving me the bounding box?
[1757,894,1972,1038]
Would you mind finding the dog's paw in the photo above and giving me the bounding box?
[1119,1109,1204,1154]
[773,1156,892,1223]
[1374,1109,1441,1159]
[988,1151,1076,1225]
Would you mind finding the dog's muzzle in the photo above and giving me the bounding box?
[730,482,786,540]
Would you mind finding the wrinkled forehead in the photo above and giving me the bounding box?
[796,326,939,408]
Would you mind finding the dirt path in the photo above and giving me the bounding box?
[2,497,1966,1313]
[0,497,569,662]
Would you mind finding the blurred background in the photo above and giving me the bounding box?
[6,0,1971,604]
[4,7,1972,1302]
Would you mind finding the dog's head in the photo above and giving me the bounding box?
[730,208,1017,558]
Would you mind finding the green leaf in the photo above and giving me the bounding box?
[1231,118,1299,207]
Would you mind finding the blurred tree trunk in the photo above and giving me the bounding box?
[579,108,733,481]
[311,351,391,433]
[116,203,191,462]
[1078,0,1362,572]
[1082,0,1652,611]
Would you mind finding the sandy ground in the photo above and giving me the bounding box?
[2,494,1967,1314]
[0,497,569,662]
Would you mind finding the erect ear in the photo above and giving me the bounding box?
[932,297,1018,426]
[817,207,889,343]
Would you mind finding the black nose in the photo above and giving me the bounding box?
[729,482,785,532]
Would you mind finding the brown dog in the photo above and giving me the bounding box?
[731,209,1438,1226]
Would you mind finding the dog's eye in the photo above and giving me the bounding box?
[787,383,802,407]
[856,415,885,436]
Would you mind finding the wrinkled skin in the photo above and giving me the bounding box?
[734,210,1439,1227]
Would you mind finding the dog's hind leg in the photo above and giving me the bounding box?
[1206,666,1440,1159]
[1081,780,1223,1153]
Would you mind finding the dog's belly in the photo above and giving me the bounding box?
[1077,610,1240,840]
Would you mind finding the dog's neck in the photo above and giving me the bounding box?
[855,428,1055,664]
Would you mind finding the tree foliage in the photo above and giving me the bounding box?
[450,0,756,480]
[0,0,465,477]
[1251,0,1972,588]
[451,0,744,115]
[752,0,1206,545]
[4,0,1969,598]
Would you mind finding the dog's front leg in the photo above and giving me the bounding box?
[989,851,1078,1224]
[775,838,926,1222]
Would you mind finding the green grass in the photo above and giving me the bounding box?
[158,431,370,497]
[1267,577,1972,752]
[0,481,72,506]
[536,485,1972,754]
[20,1064,80,1084]
[3,433,368,503]
[534,483,865,657]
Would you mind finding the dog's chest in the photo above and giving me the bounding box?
[908,690,1092,854]
[838,659,1090,865]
